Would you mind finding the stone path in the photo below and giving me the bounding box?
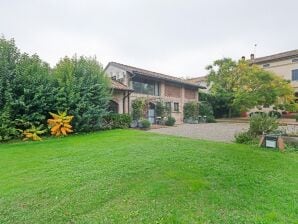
[149,123,249,143]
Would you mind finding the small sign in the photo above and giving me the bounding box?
[265,139,277,148]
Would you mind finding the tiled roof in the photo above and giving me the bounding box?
[107,62,203,88]
[187,76,207,83]
[111,79,133,91]
[251,49,298,64]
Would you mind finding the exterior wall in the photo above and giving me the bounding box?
[165,83,182,97]
[106,64,199,123]
[247,57,298,115]
[184,88,197,99]
[128,84,198,124]
[111,90,125,114]
[256,59,298,91]
[105,66,130,85]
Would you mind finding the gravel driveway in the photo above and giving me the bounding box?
[149,123,248,143]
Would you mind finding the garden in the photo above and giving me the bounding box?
[0,37,134,142]
[1,129,297,223]
[1,37,298,223]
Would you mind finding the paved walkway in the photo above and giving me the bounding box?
[149,123,249,143]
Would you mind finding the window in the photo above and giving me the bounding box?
[292,58,298,63]
[165,102,171,113]
[292,69,298,81]
[263,64,270,68]
[174,102,179,112]
[132,76,160,95]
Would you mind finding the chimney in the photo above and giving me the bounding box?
[241,56,246,60]
[250,53,255,60]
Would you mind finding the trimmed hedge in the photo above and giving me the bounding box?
[103,114,132,129]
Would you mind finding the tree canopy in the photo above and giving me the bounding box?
[0,36,112,141]
[207,58,296,117]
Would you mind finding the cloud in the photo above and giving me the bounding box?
[1,0,297,77]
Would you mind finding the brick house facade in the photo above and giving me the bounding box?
[106,62,202,124]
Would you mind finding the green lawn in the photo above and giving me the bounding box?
[0,130,297,223]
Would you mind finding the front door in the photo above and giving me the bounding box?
[148,103,155,124]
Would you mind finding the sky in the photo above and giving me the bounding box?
[1,0,297,78]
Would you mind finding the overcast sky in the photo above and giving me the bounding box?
[1,0,297,78]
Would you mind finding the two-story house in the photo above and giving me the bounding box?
[106,62,203,124]
[250,50,298,102]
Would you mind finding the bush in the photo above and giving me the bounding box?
[184,102,199,120]
[47,111,74,136]
[132,99,147,121]
[249,114,278,136]
[295,114,298,122]
[199,101,216,123]
[165,117,176,126]
[22,125,47,141]
[0,37,112,139]
[234,131,257,144]
[54,56,111,132]
[0,111,19,142]
[103,114,132,129]
[139,119,151,129]
[268,110,281,118]
[206,115,216,123]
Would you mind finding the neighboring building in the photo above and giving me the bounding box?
[250,49,298,101]
[106,62,203,124]
[187,76,209,92]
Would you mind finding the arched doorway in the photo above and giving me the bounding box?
[108,100,119,113]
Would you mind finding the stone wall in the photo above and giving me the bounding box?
[165,83,182,98]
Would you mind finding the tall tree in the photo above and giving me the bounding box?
[0,37,20,110]
[9,53,57,125]
[207,58,295,117]
[53,56,112,132]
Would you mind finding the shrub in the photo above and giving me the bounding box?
[155,101,168,118]
[103,114,132,129]
[206,115,216,123]
[139,119,151,129]
[0,37,112,140]
[165,117,176,126]
[0,111,19,142]
[295,114,298,122]
[53,56,111,132]
[47,111,73,136]
[132,99,147,121]
[268,110,281,118]
[234,131,257,144]
[184,102,199,120]
[249,114,278,136]
[199,101,216,123]
[22,125,47,141]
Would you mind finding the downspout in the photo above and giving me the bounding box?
[123,90,132,114]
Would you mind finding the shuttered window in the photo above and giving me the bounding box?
[292,69,298,81]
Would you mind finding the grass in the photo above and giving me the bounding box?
[0,129,297,223]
